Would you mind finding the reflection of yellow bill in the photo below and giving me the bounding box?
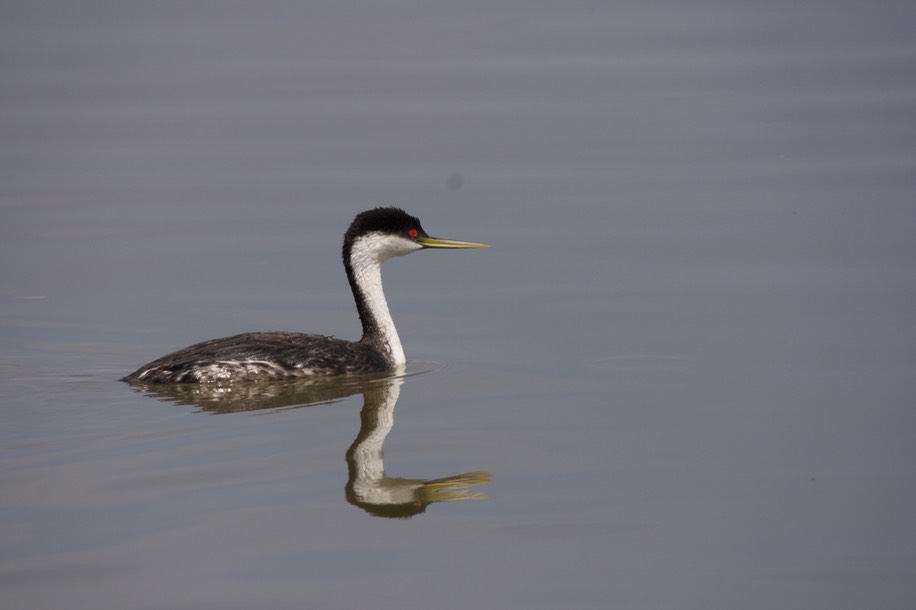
[420,471,494,502]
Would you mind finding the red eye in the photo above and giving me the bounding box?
[408,228,418,238]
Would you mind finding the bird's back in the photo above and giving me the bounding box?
[123,331,389,383]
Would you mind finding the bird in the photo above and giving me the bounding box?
[122,207,487,384]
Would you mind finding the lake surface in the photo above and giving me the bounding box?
[2,1,915,608]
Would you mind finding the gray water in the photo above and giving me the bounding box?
[2,1,915,608]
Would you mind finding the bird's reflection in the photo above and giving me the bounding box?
[344,374,491,518]
[128,371,492,518]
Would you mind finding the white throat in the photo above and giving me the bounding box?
[348,233,422,366]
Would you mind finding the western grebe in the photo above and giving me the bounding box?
[123,207,487,384]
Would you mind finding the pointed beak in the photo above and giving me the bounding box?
[415,236,489,249]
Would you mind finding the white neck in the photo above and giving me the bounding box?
[347,233,422,366]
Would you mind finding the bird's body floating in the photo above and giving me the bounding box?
[123,207,487,384]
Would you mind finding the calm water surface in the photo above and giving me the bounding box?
[2,2,915,609]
